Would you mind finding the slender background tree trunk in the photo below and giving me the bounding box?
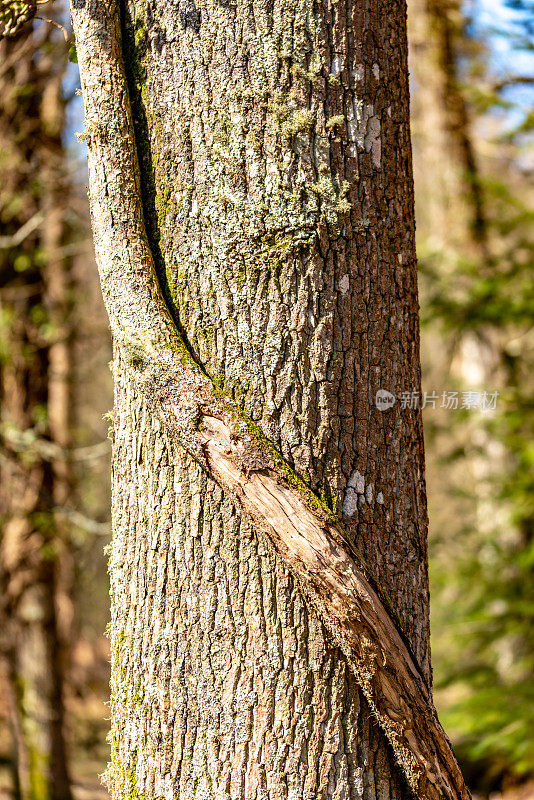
[407,6,528,767]
[0,27,73,800]
[408,0,487,257]
[408,0,505,546]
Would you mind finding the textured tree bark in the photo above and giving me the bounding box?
[0,28,73,800]
[72,0,469,798]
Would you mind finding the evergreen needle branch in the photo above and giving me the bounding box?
[70,1,470,798]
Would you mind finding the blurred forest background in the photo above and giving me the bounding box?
[0,0,532,798]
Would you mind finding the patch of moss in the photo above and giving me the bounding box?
[281,108,315,138]
[307,175,352,223]
[326,114,344,130]
[105,738,150,800]
[209,384,340,525]
[290,64,319,84]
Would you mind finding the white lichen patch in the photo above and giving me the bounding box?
[346,100,381,169]
[364,116,381,169]
[347,469,365,494]
[331,55,344,76]
[344,469,367,517]
[344,472,382,514]
[338,274,349,295]
[342,489,358,519]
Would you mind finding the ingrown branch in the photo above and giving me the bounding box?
[70,1,470,798]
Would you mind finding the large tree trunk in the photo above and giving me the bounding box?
[0,26,73,800]
[72,0,469,798]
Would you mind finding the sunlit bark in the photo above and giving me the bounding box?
[72,0,469,798]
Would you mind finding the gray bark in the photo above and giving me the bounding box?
[71,0,469,798]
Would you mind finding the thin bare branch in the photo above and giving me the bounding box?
[0,211,44,249]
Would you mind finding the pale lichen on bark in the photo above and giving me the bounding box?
[71,0,470,798]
